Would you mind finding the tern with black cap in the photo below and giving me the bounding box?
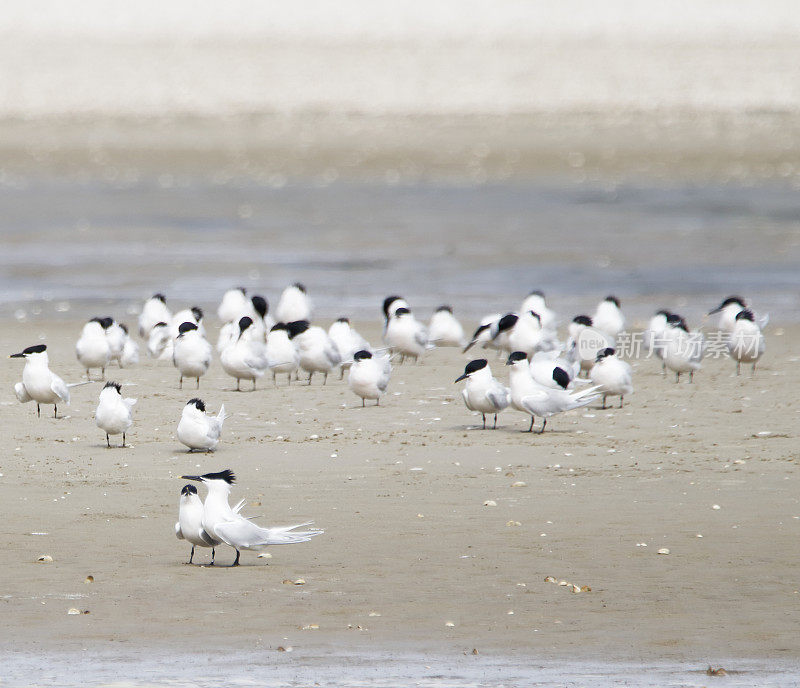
[10,344,74,418]
[173,321,212,389]
[454,359,509,429]
[177,398,229,451]
[179,469,323,566]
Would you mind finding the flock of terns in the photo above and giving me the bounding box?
[8,286,766,565]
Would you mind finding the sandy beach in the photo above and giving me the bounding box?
[1,318,798,684]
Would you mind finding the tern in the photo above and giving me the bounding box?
[428,305,466,348]
[105,319,128,366]
[708,296,747,334]
[328,318,370,378]
[180,469,323,566]
[217,287,249,324]
[492,311,557,355]
[589,347,633,408]
[175,484,246,565]
[220,317,268,390]
[217,295,270,353]
[384,307,428,363]
[643,310,671,373]
[506,351,601,433]
[520,291,557,331]
[138,293,171,338]
[592,296,625,342]
[566,315,613,376]
[382,295,409,323]
[177,398,229,452]
[348,350,391,406]
[10,345,73,418]
[454,359,510,429]
[76,318,112,379]
[276,283,311,323]
[147,321,172,360]
[265,322,300,385]
[728,309,765,375]
[118,323,139,367]
[171,306,205,340]
[95,381,136,447]
[463,313,503,354]
[662,315,705,383]
[529,349,580,389]
[287,320,341,384]
[173,321,212,389]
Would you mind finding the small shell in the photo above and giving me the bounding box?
[257,553,272,559]
[445,621,455,627]
[712,504,721,510]
[417,514,425,518]
[301,624,319,630]
[37,555,53,563]
[472,648,479,655]
[368,611,381,617]
[511,481,527,487]
[657,548,670,555]
[293,579,305,585]
[67,608,81,615]
[85,576,94,584]
[558,580,569,586]
[544,576,557,583]
[277,646,293,652]
[483,500,497,507]
[507,610,514,615]
[506,520,521,527]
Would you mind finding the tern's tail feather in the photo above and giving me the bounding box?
[66,380,94,389]
[213,518,323,549]
[259,522,324,545]
[217,404,229,426]
[14,382,32,403]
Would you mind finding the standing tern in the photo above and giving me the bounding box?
[177,398,229,452]
[589,347,633,408]
[662,315,704,383]
[708,296,747,334]
[463,313,503,354]
[384,307,429,363]
[287,320,341,385]
[138,293,171,338]
[428,305,466,348]
[220,317,268,390]
[10,344,72,418]
[382,295,409,323]
[94,381,136,447]
[175,484,220,565]
[328,318,370,378]
[592,296,626,342]
[348,350,391,406]
[265,322,300,385]
[180,469,323,566]
[173,321,212,389]
[506,351,601,433]
[76,318,111,379]
[276,283,312,323]
[728,309,765,375]
[454,359,510,429]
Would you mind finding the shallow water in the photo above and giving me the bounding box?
[0,177,798,324]
[3,651,799,688]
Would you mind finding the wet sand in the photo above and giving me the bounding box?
[1,319,798,681]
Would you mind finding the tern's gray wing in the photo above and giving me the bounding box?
[50,374,70,404]
[414,326,429,348]
[14,382,32,403]
[486,383,510,411]
[175,521,184,540]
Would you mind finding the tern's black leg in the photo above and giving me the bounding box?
[538,418,547,434]
[689,370,694,383]
[527,416,534,432]
[122,432,126,447]
[106,433,110,448]
[37,403,40,417]
[736,361,741,376]
[493,414,498,429]
[601,395,607,410]
[619,396,624,409]
[53,405,57,418]
[675,372,680,383]
[752,362,757,376]
[323,372,328,385]
[179,376,183,389]
[236,378,240,391]
[482,413,486,430]
[102,367,105,379]
[210,548,215,566]
[189,545,195,564]
[232,550,240,567]
[339,368,344,380]
[197,377,200,389]
[376,398,380,406]
[362,398,365,407]
[288,373,292,385]
[308,372,313,385]
[253,379,257,391]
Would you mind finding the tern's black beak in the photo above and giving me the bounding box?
[454,373,468,383]
[180,475,204,482]
[9,352,24,358]
[707,306,721,315]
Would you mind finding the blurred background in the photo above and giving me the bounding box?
[1,0,799,322]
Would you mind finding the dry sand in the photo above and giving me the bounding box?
[1,320,798,675]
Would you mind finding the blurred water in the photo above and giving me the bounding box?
[0,177,797,324]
